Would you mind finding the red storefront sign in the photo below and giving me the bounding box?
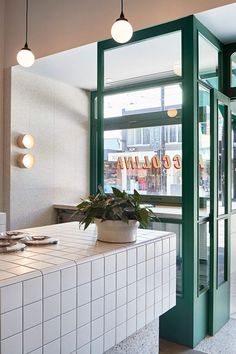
[116,154,182,170]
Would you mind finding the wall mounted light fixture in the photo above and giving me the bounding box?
[17,134,35,149]
[167,109,178,118]
[17,153,35,169]
[17,0,35,67]
[111,0,133,44]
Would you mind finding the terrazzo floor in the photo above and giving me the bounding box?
[160,272,236,354]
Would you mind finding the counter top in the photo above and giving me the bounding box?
[0,221,174,287]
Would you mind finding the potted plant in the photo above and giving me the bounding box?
[74,186,154,243]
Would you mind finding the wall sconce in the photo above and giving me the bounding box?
[17,134,35,149]
[167,109,178,118]
[17,153,35,168]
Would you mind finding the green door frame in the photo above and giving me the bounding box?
[91,14,232,348]
[209,90,231,335]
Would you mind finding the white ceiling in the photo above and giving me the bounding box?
[19,2,236,91]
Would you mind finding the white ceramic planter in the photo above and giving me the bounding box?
[95,219,139,243]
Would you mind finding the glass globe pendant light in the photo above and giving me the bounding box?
[17,0,35,67]
[111,0,133,44]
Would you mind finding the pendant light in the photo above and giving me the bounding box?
[111,0,133,44]
[17,0,35,67]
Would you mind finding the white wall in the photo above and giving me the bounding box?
[10,67,89,229]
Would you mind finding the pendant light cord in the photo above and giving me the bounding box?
[120,0,124,18]
[25,0,29,46]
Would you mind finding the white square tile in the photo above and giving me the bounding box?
[137,262,145,280]
[117,269,126,289]
[116,304,126,325]
[61,330,76,354]
[105,255,116,275]
[137,311,145,330]
[43,272,60,298]
[1,308,22,339]
[43,316,60,344]
[116,287,127,308]
[1,333,22,354]
[92,278,104,300]
[24,276,42,305]
[23,324,42,354]
[78,283,91,306]
[155,286,162,303]
[128,265,136,284]
[147,243,154,259]
[170,278,176,294]
[163,268,169,284]
[104,328,115,352]
[43,339,60,354]
[91,316,104,340]
[77,323,91,348]
[77,262,91,286]
[146,259,154,276]
[146,305,154,324]
[170,265,176,280]
[77,303,91,328]
[117,251,126,271]
[1,283,22,314]
[127,299,136,319]
[116,322,126,344]
[127,282,136,302]
[61,266,76,291]
[105,273,116,295]
[137,246,145,263]
[170,292,176,308]
[155,241,162,256]
[163,282,170,299]
[170,236,176,251]
[92,258,104,280]
[163,297,170,313]
[92,297,104,320]
[147,274,155,292]
[127,316,136,337]
[163,238,170,254]
[146,290,154,308]
[61,309,76,336]
[155,256,162,273]
[128,249,136,267]
[105,292,115,314]
[91,335,103,354]
[61,288,76,313]
[163,253,170,269]
[137,278,146,297]
[24,300,42,330]
[105,310,115,332]
[137,294,146,314]
[77,343,90,354]
[170,250,176,266]
[44,294,60,321]
[155,301,163,318]
[155,271,162,288]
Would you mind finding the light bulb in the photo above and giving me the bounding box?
[17,134,35,149]
[111,18,133,43]
[17,47,35,68]
[17,153,35,168]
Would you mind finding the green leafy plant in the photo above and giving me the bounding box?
[74,186,154,230]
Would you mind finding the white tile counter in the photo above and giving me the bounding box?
[0,222,176,354]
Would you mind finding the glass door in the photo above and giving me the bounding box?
[209,89,231,335]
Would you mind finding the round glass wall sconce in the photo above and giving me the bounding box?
[17,134,35,149]
[167,109,178,118]
[17,153,35,168]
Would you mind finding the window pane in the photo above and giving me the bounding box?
[104,125,182,196]
[198,222,210,292]
[231,53,236,87]
[218,102,225,215]
[104,84,182,119]
[198,85,210,215]
[232,102,236,210]
[199,34,219,89]
[104,31,182,88]
[218,219,225,286]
